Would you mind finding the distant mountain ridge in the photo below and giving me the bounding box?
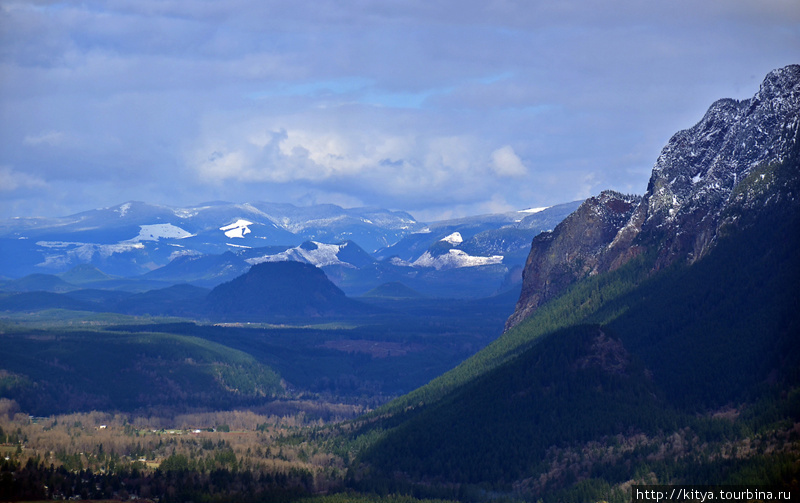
[0,200,581,298]
[507,64,800,330]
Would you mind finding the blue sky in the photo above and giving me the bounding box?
[1,0,798,221]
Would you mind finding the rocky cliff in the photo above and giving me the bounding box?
[507,64,800,331]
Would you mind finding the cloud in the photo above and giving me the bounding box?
[189,121,496,201]
[490,146,528,178]
[0,0,798,220]
[23,131,65,147]
[0,166,47,191]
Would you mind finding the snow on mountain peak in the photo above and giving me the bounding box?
[246,241,352,268]
[220,220,253,238]
[412,249,503,270]
[128,224,194,242]
[519,206,550,214]
[117,203,131,217]
[441,232,463,245]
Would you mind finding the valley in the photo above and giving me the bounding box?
[1,65,800,502]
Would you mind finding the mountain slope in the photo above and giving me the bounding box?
[508,64,800,330]
[348,65,800,498]
[353,148,800,500]
[375,201,581,266]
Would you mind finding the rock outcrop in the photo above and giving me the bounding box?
[507,65,800,331]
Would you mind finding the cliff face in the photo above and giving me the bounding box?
[507,65,800,331]
[504,191,640,329]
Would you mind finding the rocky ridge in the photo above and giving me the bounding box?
[507,64,800,330]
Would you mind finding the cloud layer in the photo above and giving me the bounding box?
[1,0,798,220]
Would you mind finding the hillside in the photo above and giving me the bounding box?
[347,65,800,499]
[0,322,284,415]
[355,192,799,495]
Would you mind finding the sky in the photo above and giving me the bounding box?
[1,0,798,222]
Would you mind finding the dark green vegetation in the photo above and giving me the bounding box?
[0,286,516,416]
[0,323,283,415]
[2,458,311,503]
[344,156,800,500]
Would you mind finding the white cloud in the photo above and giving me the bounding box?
[0,166,47,191]
[189,115,496,195]
[1,0,797,220]
[23,131,65,147]
[490,145,528,178]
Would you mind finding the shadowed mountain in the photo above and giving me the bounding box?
[140,250,251,288]
[0,273,78,293]
[59,264,115,285]
[0,291,99,312]
[204,261,374,322]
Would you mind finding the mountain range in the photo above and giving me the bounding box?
[0,199,580,299]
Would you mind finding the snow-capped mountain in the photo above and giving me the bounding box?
[0,199,581,297]
[0,201,420,278]
[374,201,581,267]
[245,240,376,269]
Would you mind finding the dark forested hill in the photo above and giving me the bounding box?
[204,261,375,322]
[0,325,284,415]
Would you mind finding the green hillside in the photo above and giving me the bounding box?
[349,160,800,498]
[0,324,284,415]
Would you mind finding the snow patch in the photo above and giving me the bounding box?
[220,220,253,238]
[519,206,550,214]
[246,241,353,268]
[172,208,199,219]
[128,224,194,242]
[440,232,463,245]
[389,257,411,267]
[412,249,503,270]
